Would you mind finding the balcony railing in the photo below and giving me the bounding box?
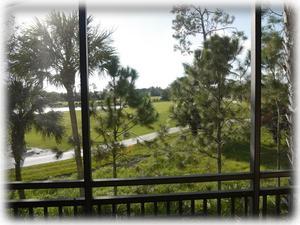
[7,170,292,217]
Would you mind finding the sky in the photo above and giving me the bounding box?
[11,4,251,92]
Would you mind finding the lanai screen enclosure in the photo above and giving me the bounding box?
[5,1,294,219]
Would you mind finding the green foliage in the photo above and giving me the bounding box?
[170,76,201,136]
[8,125,286,180]
[7,25,65,199]
[33,112,64,143]
[171,6,237,54]
[171,35,248,144]
[170,34,250,182]
[92,55,158,186]
[29,10,115,180]
[7,115,289,217]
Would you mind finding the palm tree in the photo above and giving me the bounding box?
[8,27,64,199]
[31,11,114,179]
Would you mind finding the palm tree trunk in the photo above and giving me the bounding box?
[66,87,84,180]
[11,126,26,199]
[15,161,25,199]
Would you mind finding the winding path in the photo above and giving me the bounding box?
[7,127,181,169]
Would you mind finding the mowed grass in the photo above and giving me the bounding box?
[8,128,290,206]
[9,133,251,182]
[8,125,290,211]
[25,101,174,151]
[9,100,290,202]
[18,100,290,183]
[9,127,289,182]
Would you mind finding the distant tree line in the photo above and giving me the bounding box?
[136,86,170,101]
[44,86,171,107]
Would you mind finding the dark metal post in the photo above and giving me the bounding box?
[79,3,92,215]
[250,5,261,216]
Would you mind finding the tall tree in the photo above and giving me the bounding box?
[171,6,248,151]
[92,56,158,195]
[171,35,244,190]
[31,11,114,179]
[171,6,242,54]
[7,27,64,199]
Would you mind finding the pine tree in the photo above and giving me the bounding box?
[92,56,158,195]
[171,6,241,54]
[171,35,245,190]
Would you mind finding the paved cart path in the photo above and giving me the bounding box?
[7,127,181,169]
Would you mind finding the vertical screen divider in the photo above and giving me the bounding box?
[79,3,92,215]
[250,5,262,216]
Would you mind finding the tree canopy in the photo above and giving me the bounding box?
[7,26,64,199]
[30,11,115,180]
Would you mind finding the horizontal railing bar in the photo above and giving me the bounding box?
[260,170,292,179]
[92,172,254,187]
[91,188,290,205]
[92,189,253,204]
[259,187,291,195]
[8,198,85,208]
[7,188,291,209]
[8,180,85,190]
[7,170,291,190]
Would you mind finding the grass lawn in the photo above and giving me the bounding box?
[25,101,175,151]
[17,100,290,183]
[8,125,290,221]
[8,126,290,183]
[7,131,290,210]
[9,100,290,208]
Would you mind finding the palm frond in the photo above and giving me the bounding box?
[33,111,65,143]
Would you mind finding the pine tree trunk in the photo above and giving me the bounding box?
[216,74,222,191]
[112,84,118,196]
[199,9,207,42]
[217,121,222,191]
[276,101,281,187]
[112,147,117,196]
[190,107,200,136]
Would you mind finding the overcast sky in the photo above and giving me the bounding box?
[11,5,251,92]
[91,7,251,91]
